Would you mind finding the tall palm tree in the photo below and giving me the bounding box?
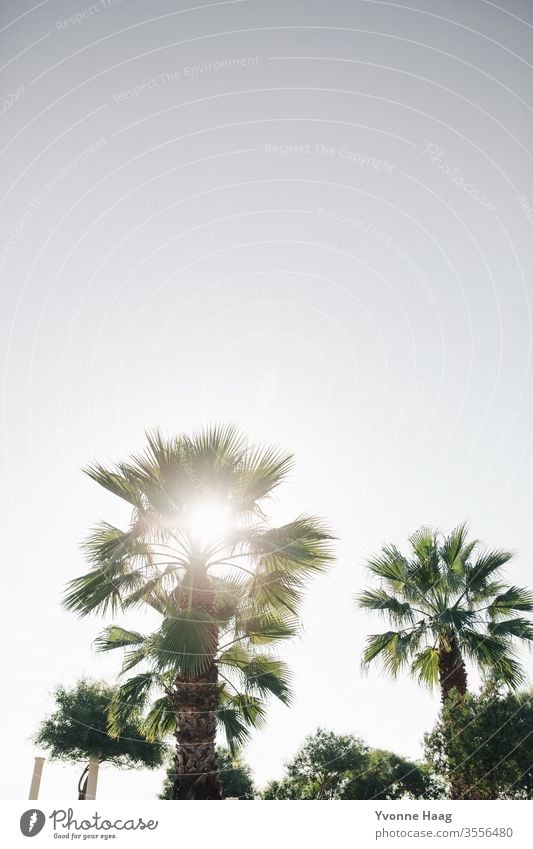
[64,425,334,799]
[357,524,533,702]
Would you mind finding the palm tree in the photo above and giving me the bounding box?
[357,524,533,702]
[64,425,334,799]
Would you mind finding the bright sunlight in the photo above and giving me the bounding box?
[184,499,232,549]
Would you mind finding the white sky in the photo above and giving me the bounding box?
[1,0,533,799]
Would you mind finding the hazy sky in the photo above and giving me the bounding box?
[2,0,533,800]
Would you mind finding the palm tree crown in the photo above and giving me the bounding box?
[64,424,334,798]
[357,524,533,700]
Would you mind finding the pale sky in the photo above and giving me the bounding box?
[2,0,533,800]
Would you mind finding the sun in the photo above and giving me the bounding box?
[185,499,231,549]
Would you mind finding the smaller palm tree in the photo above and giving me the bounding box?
[357,524,533,701]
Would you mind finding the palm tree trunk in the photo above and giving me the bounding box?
[171,664,221,799]
[438,634,469,799]
[438,634,467,703]
[171,563,221,800]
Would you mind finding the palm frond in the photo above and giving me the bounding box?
[362,631,399,665]
[241,656,292,703]
[121,647,150,674]
[189,423,247,467]
[154,610,218,676]
[217,689,267,753]
[217,694,252,753]
[242,517,333,614]
[409,526,438,561]
[236,443,294,504]
[82,522,150,569]
[382,631,423,676]
[217,643,250,670]
[228,692,267,728]
[140,695,176,741]
[439,523,472,570]
[83,463,143,508]
[382,628,424,678]
[236,611,300,644]
[211,574,246,622]
[408,527,440,591]
[410,647,440,688]
[181,424,246,493]
[246,567,301,615]
[94,626,146,653]
[217,647,292,704]
[144,429,181,472]
[435,608,477,631]
[487,617,533,641]
[249,516,335,569]
[357,589,415,625]
[63,567,144,618]
[121,575,169,614]
[487,586,533,618]
[466,550,513,593]
[460,630,525,688]
[362,629,424,677]
[108,673,158,737]
[366,546,409,586]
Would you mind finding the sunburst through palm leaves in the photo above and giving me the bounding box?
[64,424,335,799]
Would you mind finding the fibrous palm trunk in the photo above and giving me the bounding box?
[171,665,221,799]
[438,633,467,703]
[438,633,469,800]
[171,564,221,800]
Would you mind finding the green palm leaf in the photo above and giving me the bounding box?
[357,590,414,625]
[362,631,399,665]
[94,626,146,652]
[466,550,513,593]
[83,465,143,508]
[155,610,218,676]
[488,617,533,640]
[366,546,409,585]
[216,690,268,754]
[488,586,533,618]
[63,568,142,617]
[108,673,159,738]
[237,611,300,644]
[236,443,294,504]
[140,696,176,741]
[411,647,440,687]
[216,693,252,753]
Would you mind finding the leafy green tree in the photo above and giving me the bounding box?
[362,749,437,800]
[64,425,334,799]
[35,680,165,798]
[424,682,533,799]
[357,524,533,701]
[261,729,430,799]
[159,747,255,799]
